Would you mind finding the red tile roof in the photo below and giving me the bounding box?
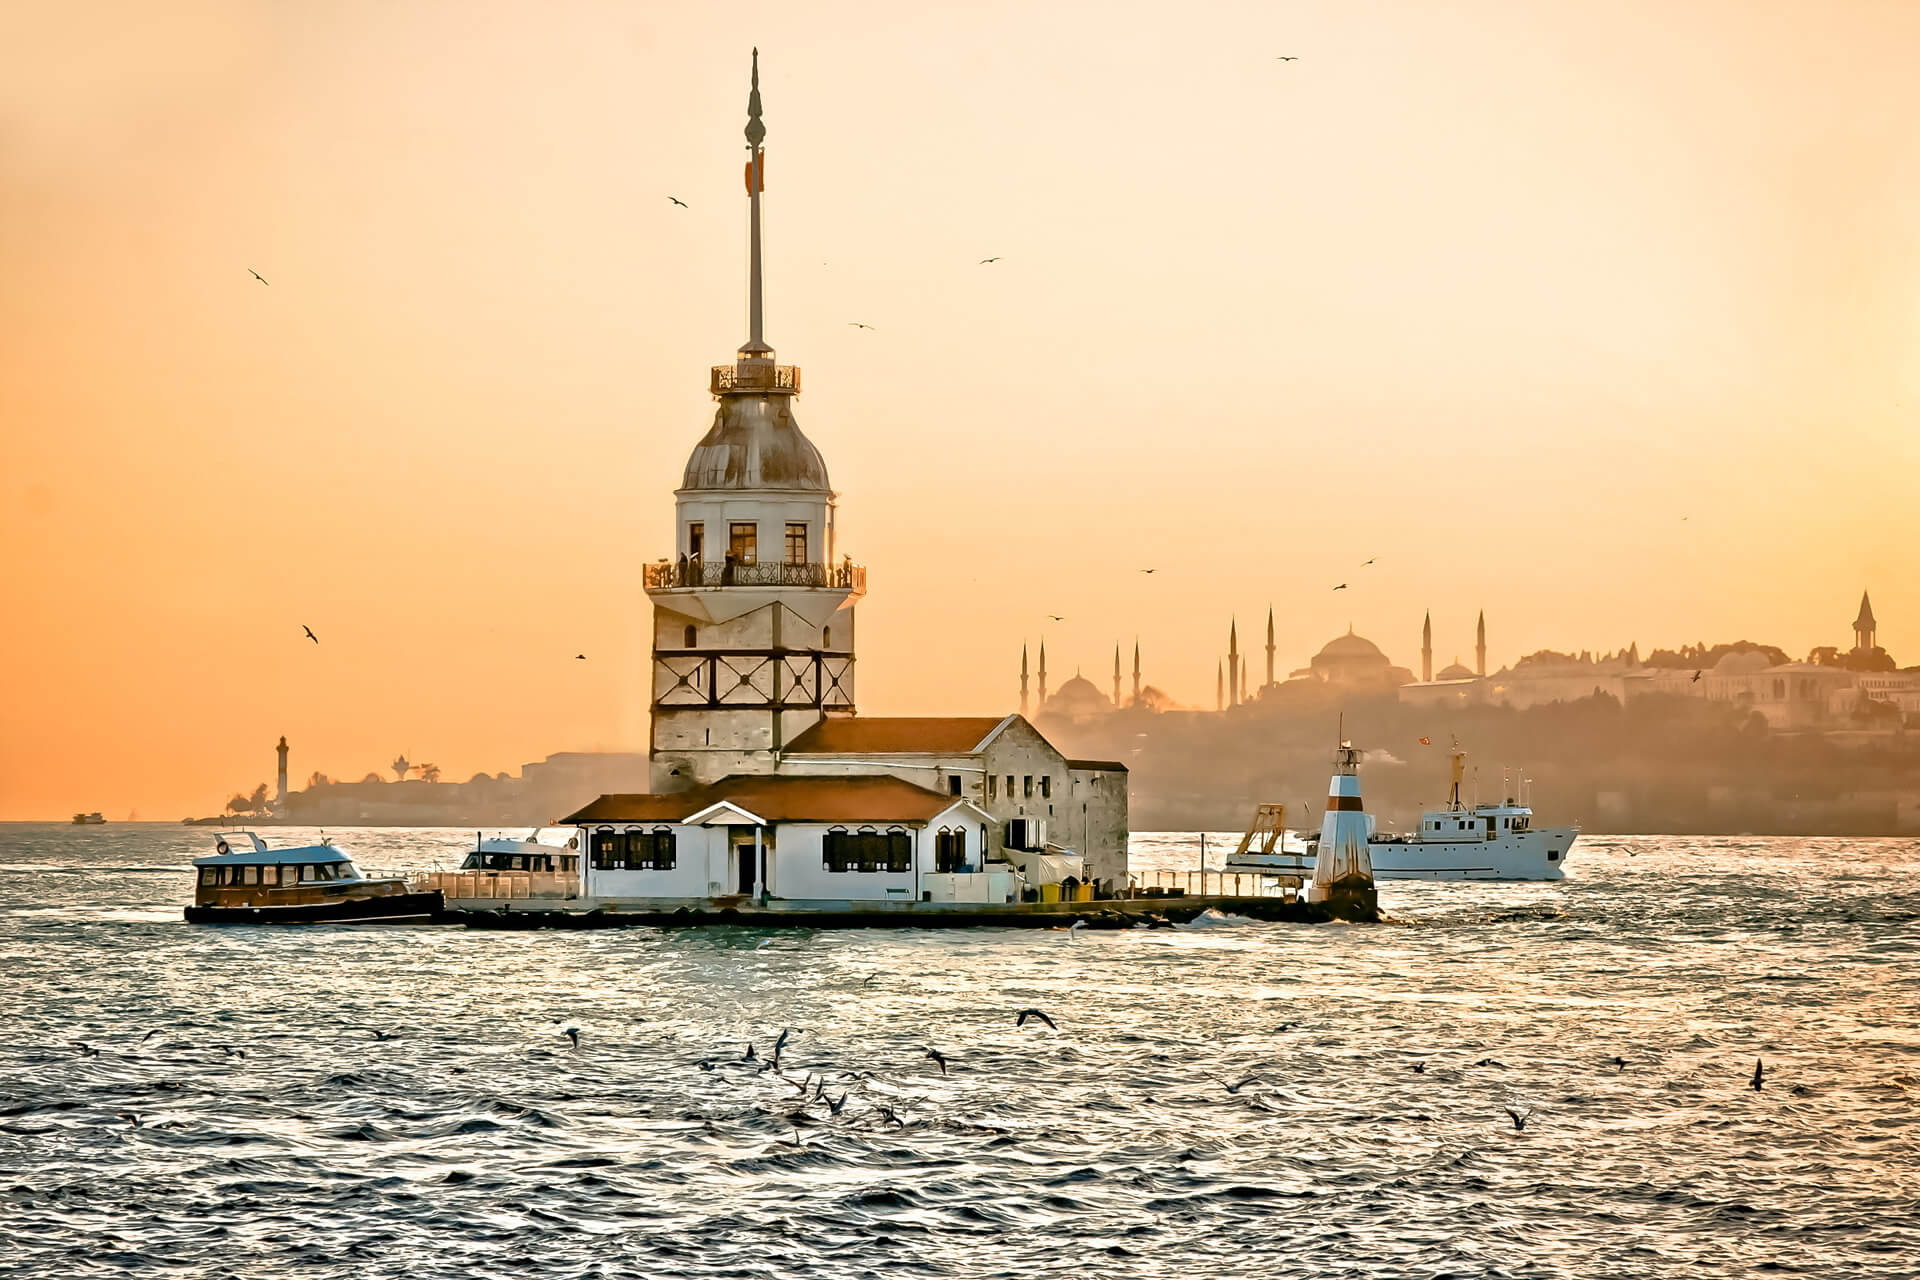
[561,774,962,825]
[781,716,1011,755]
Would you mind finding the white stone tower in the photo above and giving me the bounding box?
[645,51,865,791]
[1310,736,1376,913]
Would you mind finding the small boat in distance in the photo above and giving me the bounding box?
[185,832,443,924]
[458,829,580,877]
[1226,742,1577,882]
[71,812,106,825]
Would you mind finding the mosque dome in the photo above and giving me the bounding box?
[1045,674,1114,720]
[1437,660,1476,681]
[680,394,831,493]
[1314,630,1388,664]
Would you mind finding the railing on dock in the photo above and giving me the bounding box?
[1130,870,1301,899]
[410,870,578,901]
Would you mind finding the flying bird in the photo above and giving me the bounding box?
[302,625,319,644]
[1047,615,1066,621]
[1138,568,1158,575]
[1751,1058,1765,1091]
[827,1092,849,1115]
[1612,1056,1628,1071]
[1016,1008,1057,1030]
[1361,558,1375,566]
[1333,583,1348,591]
[249,269,269,285]
[774,1028,792,1057]
[1504,1106,1531,1131]
[1275,55,1299,61]
[1410,1061,1426,1074]
[563,1027,580,1051]
[924,1047,949,1076]
[1216,1076,1261,1094]
[848,322,876,330]
[668,196,688,208]
[1691,671,1703,683]
[116,1112,141,1128]
[979,257,1001,263]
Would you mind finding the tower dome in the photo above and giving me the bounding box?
[681,394,831,493]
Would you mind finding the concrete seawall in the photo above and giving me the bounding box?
[451,894,1378,930]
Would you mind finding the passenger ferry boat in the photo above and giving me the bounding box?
[457,830,580,877]
[1225,745,1577,882]
[71,812,106,825]
[186,832,443,924]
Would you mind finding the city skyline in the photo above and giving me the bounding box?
[4,0,1918,818]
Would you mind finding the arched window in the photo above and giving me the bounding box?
[683,625,697,648]
[591,826,627,870]
[934,827,966,873]
[823,626,832,649]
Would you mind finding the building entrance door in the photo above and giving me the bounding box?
[733,837,757,894]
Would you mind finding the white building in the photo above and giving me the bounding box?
[562,54,1127,910]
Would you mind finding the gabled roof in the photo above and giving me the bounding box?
[781,715,1012,755]
[562,774,960,825]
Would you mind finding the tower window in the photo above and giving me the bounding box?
[1040,776,1051,799]
[687,522,704,559]
[729,522,757,564]
[948,775,961,796]
[785,522,808,566]
[1023,775,1033,799]
[823,626,832,649]
[988,775,997,801]
[683,625,697,648]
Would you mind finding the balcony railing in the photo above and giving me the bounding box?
[710,364,801,395]
[645,559,866,592]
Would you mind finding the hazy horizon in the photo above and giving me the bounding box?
[4,0,1917,819]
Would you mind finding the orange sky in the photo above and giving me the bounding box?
[3,0,1917,819]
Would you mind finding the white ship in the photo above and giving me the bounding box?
[1225,744,1577,882]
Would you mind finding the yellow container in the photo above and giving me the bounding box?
[1039,883,1061,904]
[1075,882,1093,902]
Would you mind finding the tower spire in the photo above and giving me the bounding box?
[1475,609,1487,677]
[1132,638,1141,706]
[1228,619,1240,707]
[1113,645,1122,708]
[1038,640,1049,708]
[1020,643,1030,716]
[1422,609,1433,683]
[1265,606,1276,690]
[742,48,771,359]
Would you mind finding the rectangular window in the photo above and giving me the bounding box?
[634,829,677,871]
[934,829,966,873]
[688,522,704,559]
[591,828,628,870]
[1040,776,1051,799]
[729,522,757,564]
[948,775,962,796]
[987,775,997,801]
[1006,775,1015,798]
[242,865,260,885]
[785,522,807,566]
[1023,775,1033,799]
[199,868,217,887]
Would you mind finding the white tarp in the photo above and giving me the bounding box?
[1015,852,1085,884]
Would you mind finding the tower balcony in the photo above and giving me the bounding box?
[711,364,802,395]
[645,558,865,593]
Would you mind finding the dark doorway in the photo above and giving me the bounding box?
[734,837,757,894]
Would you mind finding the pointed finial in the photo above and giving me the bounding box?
[745,49,765,149]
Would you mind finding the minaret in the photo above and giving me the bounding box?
[1475,610,1487,677]
[1216,660,1224,711]
[275,736,289,813]
[1265,606,1276,690]
[1131,639,1142,706]
[1020,643,1030,716]
[644,51,863,790]
[1854,591,1877,652]
[1228,619,1240,707]
[1038,640,1049,708]
[1112,645,1122,708]
[1421,611,1433,683]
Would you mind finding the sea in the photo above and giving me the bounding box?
[1,824,1915,1280]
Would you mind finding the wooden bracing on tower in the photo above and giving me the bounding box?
[1233,804,1288,859]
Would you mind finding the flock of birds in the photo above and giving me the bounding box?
[79,998,1779,1143]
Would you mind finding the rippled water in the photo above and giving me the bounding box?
[2,824,1917,1279]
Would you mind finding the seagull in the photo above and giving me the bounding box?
[875,1102,904,1127]
[116,1112,141,1128]
[979,257,1001,263]
[1275,55,1299,61]
[861,974,879,986]
[140,1029,162,1043]
[1612,1056,1628,1071]
[575,654,586,660]
[366,1028,395,1042]
[774,1028,792,1058]
[249,269,269,285]
[1751,1058,1764,1091]
[219,1045,247,1059]
[1216,1076,1261,1094]
[1016,1008,1057,1030]
[668,196,687,208]
[1138,568,1158,575]
[302,625,319,644]
[848,322,876,330]
[1047,615,1066,621]
[1361,558,1375,566]
[563,1027,581,1051]
[1332,583,1348,591]
[1474,1058,1507,1068]
[1691,671,1703,683]
[827,1092,849,1115]
[1067,919,1088,940]
[1410,1061,1426,1074]
[742,1043,757,1063]
[1504,1106,1531,1131]
[75,1042,100,1057]
[924,1047,949,1076]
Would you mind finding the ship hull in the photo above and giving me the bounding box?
[184,890,444,925]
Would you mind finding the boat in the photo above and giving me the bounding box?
[71,812,106,825]
[185,831,443,924]
[456,829,581,877]
[1225,743,1577,881]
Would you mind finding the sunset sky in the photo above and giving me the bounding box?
[3,0,1917,819]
